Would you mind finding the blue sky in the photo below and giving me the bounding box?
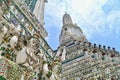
[44,0,120,51]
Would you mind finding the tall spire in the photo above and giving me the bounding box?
[59,13,87,45]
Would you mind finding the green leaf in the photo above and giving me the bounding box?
[1,53,5,56]
[7,44,11,47]
[102,57,104,60]
[46,71,52,78]
[0,75,6,80]
[1,47,5,50]
[38,70,43,76]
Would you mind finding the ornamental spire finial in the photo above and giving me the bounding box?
[63,12,73,25]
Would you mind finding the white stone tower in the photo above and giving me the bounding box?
[22,0,47,25]
[33,0,47,25]
[59,12,87,46]
[59,13,120,80]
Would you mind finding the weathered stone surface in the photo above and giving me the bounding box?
[59,13,120,80]
[60,12,87,45]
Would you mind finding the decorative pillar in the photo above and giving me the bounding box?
[33,0,47,25]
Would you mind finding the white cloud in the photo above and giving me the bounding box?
[106,11,120,33]
[45,0,120,40]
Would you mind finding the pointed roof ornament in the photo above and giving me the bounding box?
[65,11,67,14]
[63,12,73,25]
[74,23,77,26]
[44,0,48,2]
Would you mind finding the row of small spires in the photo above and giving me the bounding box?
[73,40,117,51]
[88,42,115,51]
[61,40,117,52]
[78,41,118,58]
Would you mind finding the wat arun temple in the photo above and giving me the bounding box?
[0,0,120,80]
